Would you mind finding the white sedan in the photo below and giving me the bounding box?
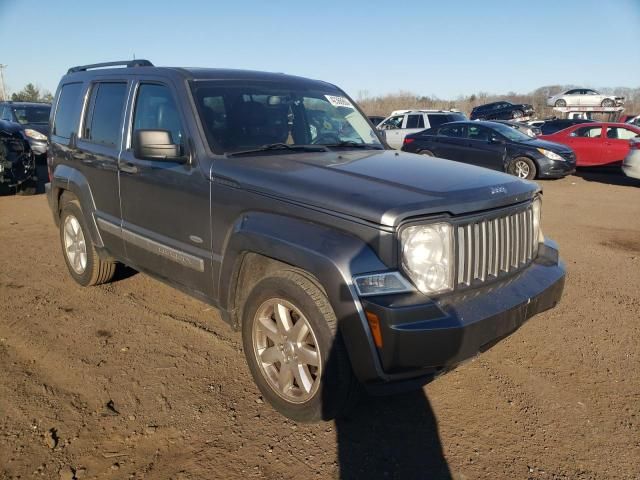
[622,139,640,180]
[547,88,624,108]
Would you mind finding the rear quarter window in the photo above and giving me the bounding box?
[53,83,84,139]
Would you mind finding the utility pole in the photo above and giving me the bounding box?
[0,65,7,101]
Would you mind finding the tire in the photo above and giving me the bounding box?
[512,110,524,119]
[16,179,37,196]
[508,157,537,180]
[241,270,359,422]
[601,98,615,107]
[59,194,116,286]
[418,150,434,156]
[554,99,567,107]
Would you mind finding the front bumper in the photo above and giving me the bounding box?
[622,157,640,180]
[28,139,48,156]
[357,239,565,383]
[537,156,576,178]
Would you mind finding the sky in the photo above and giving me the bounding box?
[1,0,639,99]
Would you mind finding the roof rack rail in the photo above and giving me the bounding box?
[67,59,153,74]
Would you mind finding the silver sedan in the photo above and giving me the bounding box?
[547,88,624,108]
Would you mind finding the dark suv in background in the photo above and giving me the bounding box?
[470,101,535,121]
[46,60,565,422]
[0,101,51,158]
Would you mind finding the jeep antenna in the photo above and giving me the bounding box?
[0,65,7,101]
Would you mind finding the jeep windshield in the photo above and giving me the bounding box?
[190,81,383,154]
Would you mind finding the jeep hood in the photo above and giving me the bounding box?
[214,150,539,227]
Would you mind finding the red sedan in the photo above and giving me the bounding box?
[540,122,640,166]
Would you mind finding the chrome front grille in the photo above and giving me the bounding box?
[456,205,537,286]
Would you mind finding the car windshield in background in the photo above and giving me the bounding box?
[490,122,532,142]
[12,106,51,124]
[190,81,382,154]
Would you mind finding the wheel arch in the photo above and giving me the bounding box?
[50,164,104,248]
[217,211,390,383]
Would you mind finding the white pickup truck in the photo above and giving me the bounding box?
[377,109,467,149]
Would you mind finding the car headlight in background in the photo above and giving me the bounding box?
[23,129,47,141]
[400,223,453,294]
[537,148,563,160]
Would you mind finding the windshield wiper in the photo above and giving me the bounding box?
[323,141,383,150]
[228,143,329,157]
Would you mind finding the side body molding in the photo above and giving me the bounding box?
[217,212,390,382]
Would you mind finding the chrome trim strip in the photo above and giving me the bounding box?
[95,218,205,273]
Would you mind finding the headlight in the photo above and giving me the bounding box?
[23,129,47,141]
[532,197,543,243]
[537,148,563,160]
[400,223,453,294]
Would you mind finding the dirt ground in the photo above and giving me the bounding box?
[0,169,639,480]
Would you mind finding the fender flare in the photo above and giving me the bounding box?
[50,164,104,247]
[217,211,390,383]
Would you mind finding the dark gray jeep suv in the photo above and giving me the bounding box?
[46,60,565,422]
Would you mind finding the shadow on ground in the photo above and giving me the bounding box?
[334,390,451,480]
[574,167,639,187]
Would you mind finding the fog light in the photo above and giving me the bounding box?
[353,271,414,297]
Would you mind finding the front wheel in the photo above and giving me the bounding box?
[601,98,615,107]
[508,157,537,180]
[241,270,358,422]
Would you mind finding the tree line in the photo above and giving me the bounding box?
[5,83,53,103]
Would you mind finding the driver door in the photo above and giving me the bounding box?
[118,79,214,298]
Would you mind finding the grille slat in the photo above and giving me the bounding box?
[456,204,536,287]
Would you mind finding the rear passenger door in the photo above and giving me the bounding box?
[75,81,130,259]
[117,80,214,298]
[567,125,605,166]
[433,124,467,160]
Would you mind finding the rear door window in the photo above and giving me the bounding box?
[84,83,128,148]
[606,127,638,140]
[405,114,424,129]
[439,125,466,138]
[53,82,84,139]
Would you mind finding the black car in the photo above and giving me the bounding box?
[401,121,575,180]
[538,118,596,135]
[470,101,535,121]
[0,119,36,193]
[46,60,565,421]
[0,101,51,158]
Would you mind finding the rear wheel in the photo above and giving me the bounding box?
[241,270,358,422]
[601,98,615,107]
[508,157,537,180]
[554,99,567,107]
[419,150,434,156]
[59,194,116,286]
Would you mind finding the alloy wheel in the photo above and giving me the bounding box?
[514,160,531,179]
[252,298,322,403]
[63,215,88,274]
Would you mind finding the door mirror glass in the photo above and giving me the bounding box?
[132,129,184,161]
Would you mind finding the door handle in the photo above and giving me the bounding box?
[119,162,139,174]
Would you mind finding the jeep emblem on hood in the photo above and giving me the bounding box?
[491,186,507,195]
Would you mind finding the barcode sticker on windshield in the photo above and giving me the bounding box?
[325,95,354,109]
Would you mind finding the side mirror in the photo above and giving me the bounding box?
[132,129,184,161]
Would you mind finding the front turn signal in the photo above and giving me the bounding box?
[365,311,383,348]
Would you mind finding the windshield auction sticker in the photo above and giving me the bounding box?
[325,95,354,108]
